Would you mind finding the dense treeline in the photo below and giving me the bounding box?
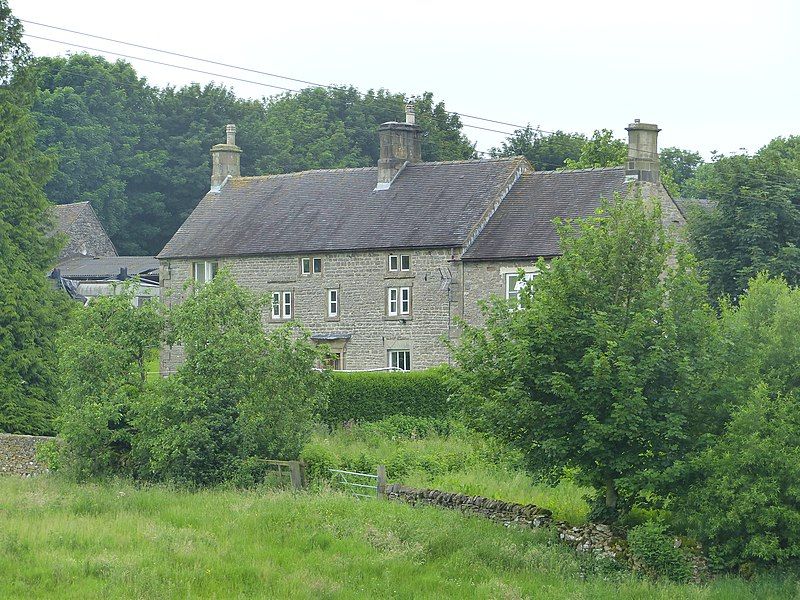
[0,2,64,434]
[30,55,475,254]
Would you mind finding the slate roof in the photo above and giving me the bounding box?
[674,197,716,218]
[55,256,159,279]
[49,201,91,237]
[158,158,525,259]
[462,167,631,260]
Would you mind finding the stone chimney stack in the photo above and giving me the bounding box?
[376,103,422,190]
[210,124,242,189]
[625,119,660,183]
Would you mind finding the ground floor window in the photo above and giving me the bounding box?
[388,349,411,371]
[324,349,344,370]
[271,290,293,320]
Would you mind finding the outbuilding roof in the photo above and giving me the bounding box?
[55,256,159,279]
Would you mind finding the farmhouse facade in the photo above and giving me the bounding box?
[158,112,683,372]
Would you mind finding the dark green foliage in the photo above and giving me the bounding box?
[29,55,475,254]
[681,386,800,571]
[659,147,703,193]
[490,127,586,171]
[627,522,692,583]
[0,3,64,435]
[451,194,718,519]
[685,138,800,302]
[323,366,451,425]
[56,284,163,479]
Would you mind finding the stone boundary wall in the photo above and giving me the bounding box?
[0,433,55,476]
[387,484,625,560]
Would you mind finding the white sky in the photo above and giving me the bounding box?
[13,0,800,159]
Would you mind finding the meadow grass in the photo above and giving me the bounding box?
[0,477,797,599]
[303,421,591,523]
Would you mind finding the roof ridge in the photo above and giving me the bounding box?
[53,201,91,207]
[529,165,627,175]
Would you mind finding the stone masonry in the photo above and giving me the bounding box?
[161,247,466,373]
[0,433,54,477]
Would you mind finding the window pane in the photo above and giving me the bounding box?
[400,287,410,314]
[400,255,410,271]
[301,258,311,274]
[272,292,281,318]
[207,261,218,280]
[328,289,338,316]
[313,258,322,273]
[283,291,292,318]
[388,255,398,271]
[506,274,519,299]
[388,288,398,315]
[193,262,204,283]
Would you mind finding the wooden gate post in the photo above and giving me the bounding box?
[376,465,387,499]
[288,460,304,490]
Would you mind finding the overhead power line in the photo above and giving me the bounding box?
[21,21,662,161]
[21,19,548,134]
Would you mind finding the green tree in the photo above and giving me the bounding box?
[133,272,327,485]
[686,138,800,302]
[659,147,703,193]
[491,127,586,171]
[0,3,64,434]
[564,129,627,169]
[56,283,163,478]
[451,194,717,520]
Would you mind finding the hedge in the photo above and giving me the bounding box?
[322,366,452,425]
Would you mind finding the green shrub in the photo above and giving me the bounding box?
[34,439,62,472]
[627,522,692,583]
[323,367,451,425]
[680,386,800,571]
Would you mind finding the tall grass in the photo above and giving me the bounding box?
[1,477,796,599]
[301,419,593,522]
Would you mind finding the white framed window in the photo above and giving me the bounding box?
[387,287,411,316]
[192,260,218,284]
[388,254,410,272]
[400,287,410,314]
[327,289,338,318]
[300,257,322,275]
[271,290,293,320]
[388,350,411,371]
[505,271,538,302]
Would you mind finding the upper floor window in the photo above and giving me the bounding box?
[327,289,339,318]
[301,257,323,275]
[271,290,293,320]
[388,349,411,371]
[192,261,218,284]
[388,254,410,272]
[387,286,411,317]
[505,270,538,302]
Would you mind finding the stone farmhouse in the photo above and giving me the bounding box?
[157,109,683,372]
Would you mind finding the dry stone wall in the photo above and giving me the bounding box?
[0,434,54,476]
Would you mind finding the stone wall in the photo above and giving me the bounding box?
[461,258,541,326]
[0,434,54,476]
[160,247,466,373]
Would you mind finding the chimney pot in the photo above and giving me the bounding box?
[210,123,242,189]
[405,103,416,125]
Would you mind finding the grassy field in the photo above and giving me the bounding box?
[1,477,796,599]
[302,420,590,523]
